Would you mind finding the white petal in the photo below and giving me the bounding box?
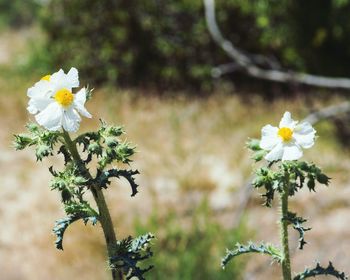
[27,101,38,114]
[75,87,87,103]
[35,102,63,131]
[294,122,316,149]
[62,108,81,132]
[260,125,280,150]
[73,88,92,118]
[27,97,52,114]
[27,80,52,98]
[66,67,79,88]
[279,111,297,129]
[282,144,303,161]
[50,68,79,91]
[265,142,284,161]
[50,69,65,85]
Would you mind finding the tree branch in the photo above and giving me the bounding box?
[303,102,350,125]
[204,0,350,90]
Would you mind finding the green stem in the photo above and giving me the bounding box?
[280,175,292,280]
[62,130,123,280]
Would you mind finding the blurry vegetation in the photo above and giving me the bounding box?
[0,0,40,29]
[2,0,350,88]
[35,0,350,90]
[134,201,247,280]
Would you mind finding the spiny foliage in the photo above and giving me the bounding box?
[14,123,60,161]
[53,210,98,250]
[294,262,348,280]
[249,139,330,207]
[284,211,311,250]
[222,242,282,268]
[14,120,153,277]
[110,233,155,280]
[252,161,330,207]
[223,138,345,279]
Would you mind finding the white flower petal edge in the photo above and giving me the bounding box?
[35,100,86,132]
[27,80,52,98]
[74,88,92,118]
[260,125,280,150]
[265,142,284,162]
[50,67,79,92]
[27,96,52,114]
[279,111,297,129]
[282,144,303,161]
[62,108,81,132]
[259,111,316,162]
[293,122,316,149]
[35,102,63,131]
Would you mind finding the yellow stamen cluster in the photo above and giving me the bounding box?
[41,75,51,81]
[278,127,293,142]
[54,88,74,107]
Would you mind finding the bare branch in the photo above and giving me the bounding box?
[204,0,350,90]
[303,102,350,125]
[211,62,241,78]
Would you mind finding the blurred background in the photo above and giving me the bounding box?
[0,0,350,279]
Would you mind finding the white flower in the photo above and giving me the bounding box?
[260,111,316,161]
[27,67,92,132]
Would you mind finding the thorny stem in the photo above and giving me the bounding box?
[62,130,124,280]
[280,173,292,280]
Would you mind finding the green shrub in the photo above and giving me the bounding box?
[133,200,247,279]
[0,0,40,29]
[39,0,260,89]
[39,0,350,90]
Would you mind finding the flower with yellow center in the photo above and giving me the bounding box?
[27,67,92,132]
[259,111,316,161]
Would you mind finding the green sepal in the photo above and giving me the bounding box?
[247,138,262,151]
[247,139,267,162]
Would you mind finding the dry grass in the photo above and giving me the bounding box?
[1,83,350,279]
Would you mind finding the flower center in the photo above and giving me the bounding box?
[278,127,293,142]
[54,88,74,107]
[41,75,51,81]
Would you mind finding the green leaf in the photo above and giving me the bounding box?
[53,214,98,250]
[221,242,282,269]
[294,262,348,280]
[95,168,140,196]
[284,212,311,250]
[110,233,154,280]
[53,201,98,250]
